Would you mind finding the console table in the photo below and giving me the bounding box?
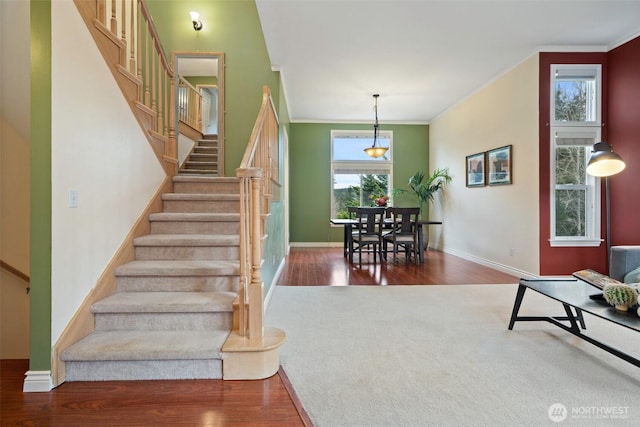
[509,278,640,367]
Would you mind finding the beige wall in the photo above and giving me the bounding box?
[1,119,31,359]
[1,0,31,358]
[50,1,165,343]
[429,54,540,277]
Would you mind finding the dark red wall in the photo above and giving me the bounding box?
[607,37,640,247]
[539,52,608,276]
[538,39,640,275]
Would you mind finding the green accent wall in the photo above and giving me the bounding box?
[289,123,429,243]
[146,0,279,175]
[30,0,52,370]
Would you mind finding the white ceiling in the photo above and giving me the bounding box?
[176,58,219,77]
[256,0,640,124]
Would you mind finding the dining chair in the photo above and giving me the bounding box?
[383,207,421,264]
[352,207,386,266]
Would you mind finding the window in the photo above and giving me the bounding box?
[549,65,602,247]
[551,129,601,245]
[552,66,600,124]
[331,130,392,218]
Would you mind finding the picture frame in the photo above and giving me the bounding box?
[465,152,485,187]
[487,145,512,186]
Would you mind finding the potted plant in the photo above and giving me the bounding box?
[603,284,639,312]
[393,168,452,218]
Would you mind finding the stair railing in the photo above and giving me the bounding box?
[236,86,280,340]
[74,0,177,172]
[177,75,203,132]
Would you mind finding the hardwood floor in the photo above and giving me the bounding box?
[2,249,518,426]
[1,359,310,427]
[277,247,519,286]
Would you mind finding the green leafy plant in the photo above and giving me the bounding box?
[393,168,452,216]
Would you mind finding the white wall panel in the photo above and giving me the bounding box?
[51,0,165,343]
[429,54,540,277]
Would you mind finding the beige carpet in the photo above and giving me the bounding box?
[266,285,640,426]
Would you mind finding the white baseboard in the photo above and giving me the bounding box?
[435,244,538,280]
[23,370,53,392]
[265,257,286,311]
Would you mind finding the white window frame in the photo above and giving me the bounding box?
[330,130,393,219]
[549,64,602,247]
[551,64,601,125]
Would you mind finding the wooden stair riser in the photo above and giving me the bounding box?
[134,245,239,261]
[188,154,218,161]
[196,139,218,150]
[185,159,217,167]
[163,200,240,213]
[193,151,216,158]
[94,312,233,331]
[116,276,239,293]
[194,147,217,154]
[179,170,219,175]
[194,140,218,150]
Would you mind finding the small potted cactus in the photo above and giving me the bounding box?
[602,284,639,312]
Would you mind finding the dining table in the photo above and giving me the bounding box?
[329,216,442,263]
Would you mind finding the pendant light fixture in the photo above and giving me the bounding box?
[364,94,388,158]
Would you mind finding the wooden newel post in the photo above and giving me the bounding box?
[248,171,264,341]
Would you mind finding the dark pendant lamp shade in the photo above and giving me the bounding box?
[364,94,388,158]
[586,142,626,177]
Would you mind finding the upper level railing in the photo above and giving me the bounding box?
[177,76,203,132]
[236,86,280,340]
[75,0,177,171]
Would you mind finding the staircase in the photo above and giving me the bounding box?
[60,176,242,381]
[59,0,285,384]
[180,135,220,175]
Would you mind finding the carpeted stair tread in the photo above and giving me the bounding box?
[133,234,239,247]
[162,193,238,201]
[91,291,237,313]
[149,212,239,221]
[114,260,239,276]
[60,330,228,361]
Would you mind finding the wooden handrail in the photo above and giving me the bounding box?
[76,0,179,173]
[0,260,30,283]
[177,75,203,132]
[137,0,172,75]
[236,86,280,340]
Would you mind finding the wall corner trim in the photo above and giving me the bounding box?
[23,370,53,392]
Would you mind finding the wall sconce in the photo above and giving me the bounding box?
[190,11,203,31]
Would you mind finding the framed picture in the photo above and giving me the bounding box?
[487,145,512,185]
[465,152,485,187]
